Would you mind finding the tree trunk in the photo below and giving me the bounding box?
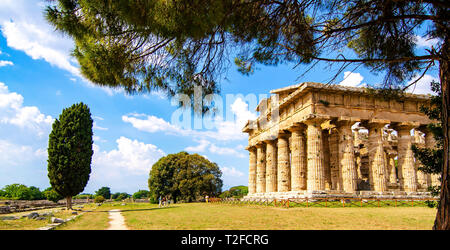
[66,196,72,210]
[433,36,450,230]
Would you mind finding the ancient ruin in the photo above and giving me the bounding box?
[242,82,438,200]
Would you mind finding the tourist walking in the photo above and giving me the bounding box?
[158,196,162,208]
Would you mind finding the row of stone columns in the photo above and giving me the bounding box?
[247,119,439,194]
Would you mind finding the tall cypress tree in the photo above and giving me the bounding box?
[47,102,94,210]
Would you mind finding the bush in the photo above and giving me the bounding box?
[94,195,105,203]
[43,187,63,203]
[133,190,150,199]
[2,184,32,200]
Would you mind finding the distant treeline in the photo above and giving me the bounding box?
[0,184,150,203]
[219,185,248,199]
[1,183,249,202]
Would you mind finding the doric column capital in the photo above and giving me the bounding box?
[302,114,331,126]
[245,145,257,151]
[255,141,266,148]
[391,121,420,132]
[287,122,306,132]
[262,137,277,145]
[333,116,360,128]
[361,119,390,130]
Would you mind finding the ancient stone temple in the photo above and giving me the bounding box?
[242,82,437,200]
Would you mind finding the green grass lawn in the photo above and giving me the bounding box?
[58,202,436,230]
[2,202,436,230]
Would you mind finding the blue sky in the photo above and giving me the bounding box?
[0,0,440,194]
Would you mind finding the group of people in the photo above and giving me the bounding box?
[157,195,211,207]
[158,196,170,207]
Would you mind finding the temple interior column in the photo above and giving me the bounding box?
[365,121,389,192]
[322,129,332,190]
[247,146,257,194]
[265,139,278,193]
[394,123,418,192]
[289,125,307,191]
[336,120,358,192]
[386,152,398,185]
[305,118,326,191]
[256,143,266,193]
[329,128,341,190]
[277,133,291,192]
[414,130,429,189]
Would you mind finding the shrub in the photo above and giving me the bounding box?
[94,195,105,203]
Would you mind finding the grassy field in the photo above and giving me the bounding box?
[0,208,80,230]
[59,202,435,230]
[1,202,436,230]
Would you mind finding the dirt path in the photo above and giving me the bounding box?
[107,209,129,230]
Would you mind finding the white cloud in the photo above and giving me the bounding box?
[93,121,108,131]
[415,35,440,48]
[220,166,245,177]
[0,82,53,136]
[405,74,439,95]
[185,139,211,152]
[185,139,246,158]
[339,71,365,87]
[0,139,46,167]
[0,1,80,77]
[209,144,246,158]
[122,113,185,135]
[0,0,125,96]
[122,97,256,141]
[92,136,165,176]
[0,60,13,67]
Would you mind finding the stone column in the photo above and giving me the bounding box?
[289,125,307,191]
[256,143,266,193]
[322,129,332,190]
[247,146,257,194]
[394,123,418,192]
[305,118,326,192]
[414,130,428,189]
[265,139,278,193]
[336,120,358,193]
[366,121,389,192]
[386,152,398,184]
[329,128,342,190]
[355,152,363,180]
[277,133,291,192]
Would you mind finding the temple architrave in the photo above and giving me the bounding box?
[242,82,438,200]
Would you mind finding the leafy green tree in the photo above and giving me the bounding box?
[149,152,223,202]
[94,195,105,203]
[220,185,248,198]
[95,187,111,199]
[132,190,150,199]
[112,192,130,201]
[28,186,44,200]
[46,0,450,229]
[47,102,94,210]
[2,184,32,200]
[74,193,94,199]
[0,189,6,198]
[229,185,248,198]
[43,187,64,203]
[412,81,443,207]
